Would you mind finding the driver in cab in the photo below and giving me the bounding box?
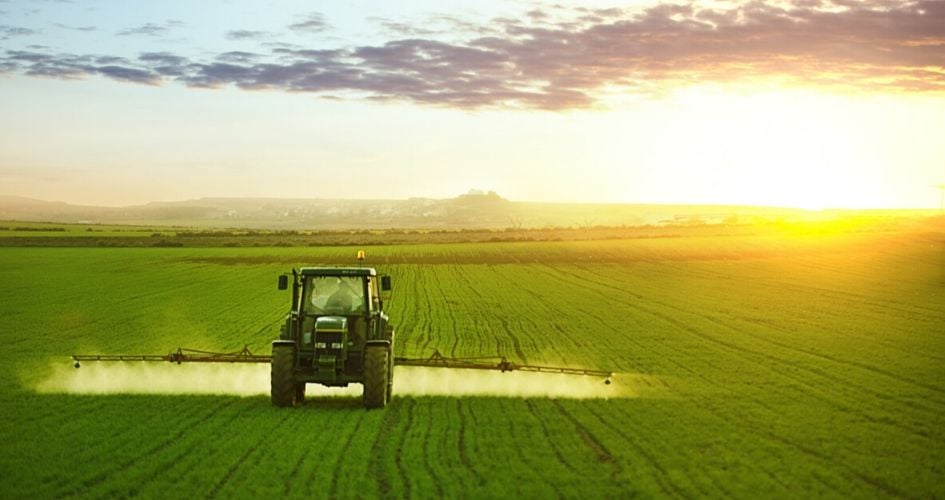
[310,277,362,314]
[326,282,358,312]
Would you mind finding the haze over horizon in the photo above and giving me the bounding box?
[1,0,943,210]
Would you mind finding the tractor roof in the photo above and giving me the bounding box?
[299,267,377,277]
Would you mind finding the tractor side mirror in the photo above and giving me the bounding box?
[381,275,392,291]
[278,275,289,290]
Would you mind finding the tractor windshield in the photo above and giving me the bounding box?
[306,276,365,315]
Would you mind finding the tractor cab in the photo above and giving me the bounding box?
[298,269,380,349]
[305,273,374,316]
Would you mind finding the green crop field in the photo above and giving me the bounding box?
[1,223,943,498]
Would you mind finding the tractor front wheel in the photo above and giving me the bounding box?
[271,343,296,407]
[363,345,390,409]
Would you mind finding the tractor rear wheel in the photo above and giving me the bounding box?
[295,383,306,403]
[271,343,296,407]
[363,345,389,409]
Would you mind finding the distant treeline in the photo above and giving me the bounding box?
[0,225,757,248]
[0,226,67,232]
[1,215,939,248]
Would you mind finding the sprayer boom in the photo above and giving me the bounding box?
[72,346,270,368]
[72,347,612,383]
[394,350,613,381]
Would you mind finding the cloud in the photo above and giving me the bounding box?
[0,24,39,40]
[216,51,260,63]
[138,52,188,76]
[94,65,159,84]
[288,12,329,33]
[368,17,439,37]
[368,14,495,38]
[4,1,944,109]
[225,29,269,40]
[2,50,159,83]
[117,23,167,37]
[117,20,181,37]
[55,23,96,32]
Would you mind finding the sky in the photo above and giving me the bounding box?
[0,0,943,209]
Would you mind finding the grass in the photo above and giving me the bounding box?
[0,222,943,498]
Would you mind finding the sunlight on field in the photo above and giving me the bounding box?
[33,362,652,399]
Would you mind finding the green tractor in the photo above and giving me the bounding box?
[273,266,394,409]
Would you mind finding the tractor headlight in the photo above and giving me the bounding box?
[331,342,343,349]
[315,342,327,349]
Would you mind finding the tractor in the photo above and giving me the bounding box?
[273,266,395,408]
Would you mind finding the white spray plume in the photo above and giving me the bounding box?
[35,361,658,399]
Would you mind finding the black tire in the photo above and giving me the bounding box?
[295,383,306,403]
[386,358,394,402]
[271,343,296,407]
[386,328,395,402]
[363,345,389,409]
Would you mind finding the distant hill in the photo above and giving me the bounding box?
[0,193,926,230]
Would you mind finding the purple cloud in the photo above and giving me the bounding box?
[0,24,39,40]
[117,20,181,37]
[289,12,329,33]
[225,29,269,40]
[4,1,943,109]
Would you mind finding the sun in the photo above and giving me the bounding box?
[671,87,879,210]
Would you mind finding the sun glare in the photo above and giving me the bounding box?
[649,86,886,210]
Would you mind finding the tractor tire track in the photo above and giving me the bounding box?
[207,412,293,498]
[560,263,945,428]
[67,398,239,497]
[641,305,942,437]
[327,411,370,498]
[580,262,945,400]
[762,430,909,498]
[283,446,310,497]
[409,267,435,357]
[418,401,446,499]
[368,403,399,497]
[523,399,580,475]
[529,264,709,376]
[532,260,944,439]
[298,406,364,497]
[396,398,416,498]
[130,404,254,497]
[634,297,945,418]
[44,399,205,492]
[574,402,688,499]
[733,315,945,396]
[367,398,413,498]
[38,399,169,488]
[455,399,486,486]
[451,264,491,354]
[609,400,820,497]
[501,400,551,492]
[551,399,624,482]
[426,269,461,358]
[499,317,528,364]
